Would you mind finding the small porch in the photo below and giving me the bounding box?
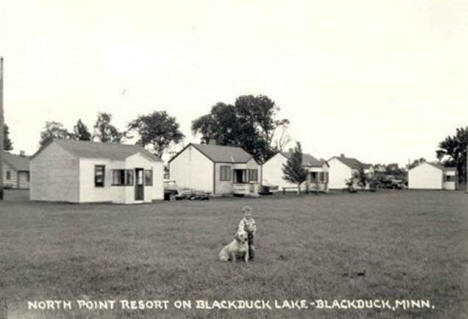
[308,171,329,192]
[232,168,259,196]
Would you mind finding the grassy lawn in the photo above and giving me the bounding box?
[1,190,467,318]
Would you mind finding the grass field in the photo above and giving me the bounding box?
[1,190,467,318]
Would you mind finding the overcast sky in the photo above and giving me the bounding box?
[1,0,467,165]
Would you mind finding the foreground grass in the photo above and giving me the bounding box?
[0,190,467,318]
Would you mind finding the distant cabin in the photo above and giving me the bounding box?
[168,143,260,196]
[30,139,164,204]
[328,154,374,189]
[408,162,457,190]
[2,151,30,189]
[262,152,329,192]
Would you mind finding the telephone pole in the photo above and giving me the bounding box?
[0,57,4,200]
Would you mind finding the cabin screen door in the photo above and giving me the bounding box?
[135,168,144,200]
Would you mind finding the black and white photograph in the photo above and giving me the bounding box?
[0,0,467,318]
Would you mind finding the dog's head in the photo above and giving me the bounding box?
[234,231,248,244]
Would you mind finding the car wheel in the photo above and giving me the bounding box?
[169,194,176,201]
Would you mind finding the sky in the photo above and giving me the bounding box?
[1,0,467,166]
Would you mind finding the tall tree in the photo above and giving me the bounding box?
[272,119,292,152]
[282,142,308,194]
[93,112,123,143]
[127,111,185,158]
[192,102,241,145]
[39,121,72,146]
[345,167,370,192]
[3,123,12,150]
[436,126,468,184]
[192,95,288,163]
[406,158,426,170]
[72,119,91,141]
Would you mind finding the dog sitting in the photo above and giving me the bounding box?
[219,230,250,262]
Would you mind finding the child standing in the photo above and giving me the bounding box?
[238,206,256,260]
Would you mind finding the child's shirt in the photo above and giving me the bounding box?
[238,217,257,235]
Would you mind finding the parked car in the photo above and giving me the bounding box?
[259,183,278,195]
[390,179,405,189]
[186,190,210,200]
[380,178,404,189]
[163,180,184,201]
[163,180,210,201]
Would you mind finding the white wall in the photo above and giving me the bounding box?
[126,153,164,202]
[328,158,353,189]
[443,170,457,191]
[17,171,30,189]
[408,163,443,189]
[262,154,329,191]
[30,142,80,202]
[169,145,214,193]
[151,161,164,200]
[79,153,164,203]
[262,153,296,189]
[3,162,17,188]
[79,158,116,203]
[214,162,233,195]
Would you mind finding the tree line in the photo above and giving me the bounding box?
[33,94,291,162]
[2,95,467,184]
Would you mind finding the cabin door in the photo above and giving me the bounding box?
[135,168,144,201]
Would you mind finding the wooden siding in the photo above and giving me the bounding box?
[328,158,353,189]
[30,141,80,202]
[169,145,214,193]
[408,163,443,190]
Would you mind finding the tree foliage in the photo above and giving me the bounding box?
[72,119,92,141]
[282,142,308,194]
[93,112,123,143]
[128,111,185,158]
[3,123,12,151]
[406,158,426,170]
[192,95,288,163]
[436,126,468,184]
[39,121,72,146]
[345,167,370,192]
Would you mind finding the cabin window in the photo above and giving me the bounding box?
[94,165,105,187]
[445,174,456,182]
[112,170,125,185]
[144,170,153,186]
[310,172,318,182]
[112,169,134,186]
[6,171,11,180]
[220,166,231,181]
[126,170,134,185]
[248,169,258,182]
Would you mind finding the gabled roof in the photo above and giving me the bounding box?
[2,151,30,171]
[330,156,372,170]
[169,143,254,163]
[32,139,161,162]
[425,162,457,172]
[280,152,327,167]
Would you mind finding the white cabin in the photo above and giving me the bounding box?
[30,139,164,204]
[262,152,329,192]
[169,143,260,196]
[408,162,457,190]
[2,151,30,189]
[328,154,373,189]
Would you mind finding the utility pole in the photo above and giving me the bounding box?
[0,57,4,200]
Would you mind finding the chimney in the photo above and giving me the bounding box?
[20,150,25,157]
[340,153,345,158]
[208,138,217,145]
